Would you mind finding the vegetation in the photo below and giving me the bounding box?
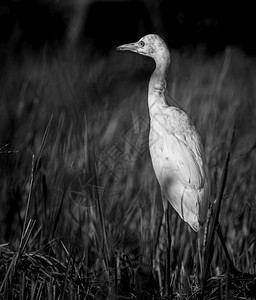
[0,44,256,299]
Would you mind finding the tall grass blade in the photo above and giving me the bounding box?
[22,154,35,240]
[51,190,66,240]
[35,114,53,171]
[60,256,72,300]
[202,126,236,290]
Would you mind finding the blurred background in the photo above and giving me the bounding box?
[1,0,256,298]
[1,0,256,57]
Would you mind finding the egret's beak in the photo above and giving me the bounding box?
[116,42,138,52]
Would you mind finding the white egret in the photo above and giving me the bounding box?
[117,34,210,231]
[116,35,241,297]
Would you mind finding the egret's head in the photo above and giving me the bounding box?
[116,34,170,63]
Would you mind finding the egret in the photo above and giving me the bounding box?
[116,35,240,296]
[117,34,210,231]
[117,35,210,294]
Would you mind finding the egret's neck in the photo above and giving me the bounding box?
[148,53,170,116]
[150,61,169,90]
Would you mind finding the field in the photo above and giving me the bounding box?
[0,43,256,299]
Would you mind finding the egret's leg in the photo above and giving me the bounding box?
[197,227,203,284]
[162,192,171,297]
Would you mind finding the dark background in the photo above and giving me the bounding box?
[1,1,256,298]
[0,0,255,57]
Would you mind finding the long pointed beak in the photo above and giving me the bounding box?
[116,42,138,52]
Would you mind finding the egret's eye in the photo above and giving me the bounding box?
[139,41,145,47]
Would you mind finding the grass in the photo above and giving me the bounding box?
[0,43,256,299]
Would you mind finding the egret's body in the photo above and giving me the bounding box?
[117,34,209,231]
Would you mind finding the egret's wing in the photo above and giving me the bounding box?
[173,133,205,189]
[163,108,206,190]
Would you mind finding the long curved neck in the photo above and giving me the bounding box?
[148,52,170,115]
[150,60,169,90]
